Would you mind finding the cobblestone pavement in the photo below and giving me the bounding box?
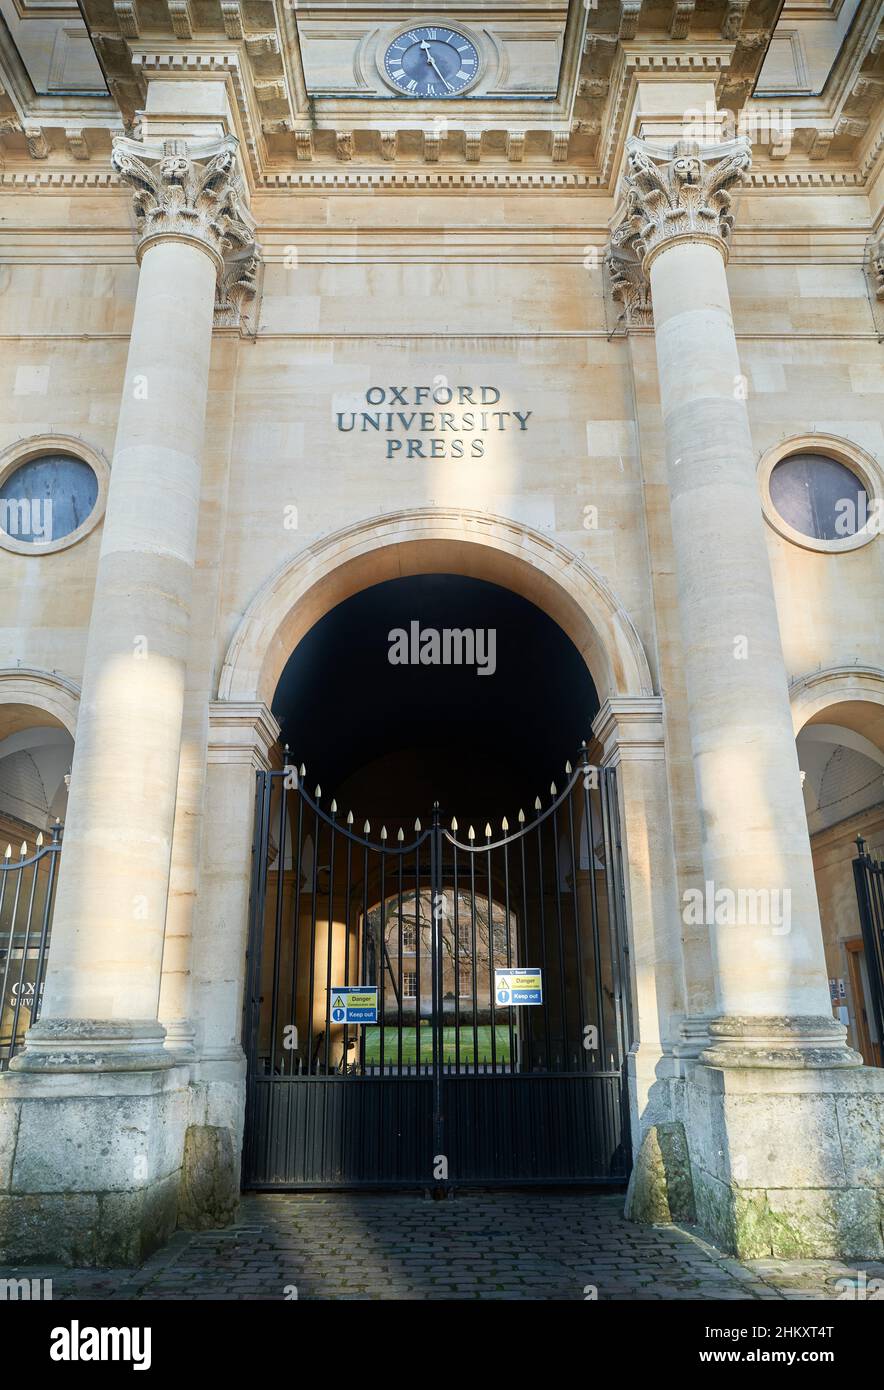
[5,1193,884,1301]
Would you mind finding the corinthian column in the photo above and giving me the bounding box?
[614,137,855,1069]
[15,137,255,1071]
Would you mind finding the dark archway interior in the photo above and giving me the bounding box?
[271,574,599,830]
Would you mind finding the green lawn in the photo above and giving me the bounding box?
[363,1024,512,1065]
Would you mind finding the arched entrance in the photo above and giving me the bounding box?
[0,669,76,1068]
[792,666,884,1069]
[218,512,661,1190]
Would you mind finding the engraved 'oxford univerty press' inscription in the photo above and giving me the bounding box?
[335,385,533,460]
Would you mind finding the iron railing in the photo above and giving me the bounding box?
[0,823,62,1070]
[853,836,884,1052]
[243,748,632,1190]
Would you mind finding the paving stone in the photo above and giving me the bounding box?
[5,1192,877,1300]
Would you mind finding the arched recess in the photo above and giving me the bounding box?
[0,668,80,738]
[0,669,79,831]
[219,509,654,707]
[790,664,884,1068]
[790,664,884,746]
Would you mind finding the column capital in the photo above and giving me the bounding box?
[613,135,751,275]
[207,700,281,770]
[873,236,884,301]
[591,695,665,766]
[111,134,256,276]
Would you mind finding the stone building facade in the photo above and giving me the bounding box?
[0,0,883,1264]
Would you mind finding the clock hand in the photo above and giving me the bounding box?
[419,40,454,92]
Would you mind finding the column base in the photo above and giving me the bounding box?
[0,1064,191,1266]
[161,1017,198,1062]
[10,1019,174,1073]
[683,1059,884,1259]
[701,1014,863,1069]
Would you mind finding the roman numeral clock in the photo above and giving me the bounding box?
[382,25,481,98]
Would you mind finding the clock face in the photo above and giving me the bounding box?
[383,26,480,98]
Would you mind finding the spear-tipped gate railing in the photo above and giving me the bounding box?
[0,822,62,1070]
[243,746,633,1190]
[853,835,884,1055]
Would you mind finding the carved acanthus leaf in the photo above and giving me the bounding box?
[873,239,884,301]
[215,247,260,327]
[615,136,751,268]
[606,246,653,328]
[111,135,255,269]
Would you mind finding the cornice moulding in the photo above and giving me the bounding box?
[0,162,875,191]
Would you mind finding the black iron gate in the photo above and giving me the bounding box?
[242,749,632,1189]
[853,836,884,1051]
[0,824,61,1070]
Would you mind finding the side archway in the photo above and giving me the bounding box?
[0,668,78,835]
[790,664,884,1068]
[0,668,80,738]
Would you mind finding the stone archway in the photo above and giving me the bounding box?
[0,667,78,833]
[790,664,884,1067]
[0,668,80,739]
[218,508,654,707]
[790,664,884,744]
[196,509,684,1166]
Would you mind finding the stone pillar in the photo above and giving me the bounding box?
[615,136,846,1064]
[15,135,254,1072]
[591,698,687,1138]
[0,137,257,1266]
[189,703,280,1144]
[612,137,884,1258]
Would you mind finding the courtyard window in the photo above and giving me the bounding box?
[403,970,417,998]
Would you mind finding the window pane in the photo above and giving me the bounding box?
[0,454,98,544]
[769,452,867,541]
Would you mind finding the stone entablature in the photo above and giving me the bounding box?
[6,0,879,184]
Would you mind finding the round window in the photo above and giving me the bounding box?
[768,452,869,542]
[0,453,99,546]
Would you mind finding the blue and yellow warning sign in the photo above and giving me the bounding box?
[494,968,542,1007]
[329,986,378,1024]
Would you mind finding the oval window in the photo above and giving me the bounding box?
[0,454,98,545]
[768,452,869,542]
